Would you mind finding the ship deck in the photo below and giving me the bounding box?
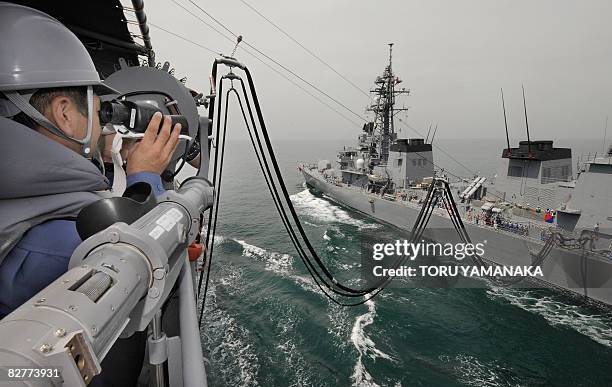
[301,166,612,263]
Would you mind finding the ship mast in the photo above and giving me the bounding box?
[367,43,409,165]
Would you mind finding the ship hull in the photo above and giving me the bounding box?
[301,168,612,309]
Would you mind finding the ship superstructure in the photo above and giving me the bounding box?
[333,44,433,195]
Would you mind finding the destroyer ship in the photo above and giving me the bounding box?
[300,44,612,309]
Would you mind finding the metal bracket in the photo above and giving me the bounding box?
[148,332,168,365]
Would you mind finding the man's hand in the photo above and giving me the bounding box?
[126,112,181,175]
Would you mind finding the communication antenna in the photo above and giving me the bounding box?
[430,124,438,145]
[521,84,532,157]
[425,123,432,143]
[501,88,511,155]
[603,115,608,154]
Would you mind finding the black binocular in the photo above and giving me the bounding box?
[99,100,189,134]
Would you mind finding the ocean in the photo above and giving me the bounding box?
[187,138,612,386]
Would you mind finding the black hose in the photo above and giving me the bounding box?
[231,86,375,304]
[197,74,227,325]
[235,78,377,300]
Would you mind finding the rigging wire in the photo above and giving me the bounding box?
[186,0,239,39]
[397,116,478,177]
[159,3,478,180]
[412,151,465,182]
[167,1,363,127]
[148,22,221,55]
[182,0,369,123]
[236,0,371,99]
[240,42,368,122]
[171,0,234,44]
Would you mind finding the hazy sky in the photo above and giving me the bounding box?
[143,0,612,143]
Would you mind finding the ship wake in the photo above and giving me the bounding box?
[350,300,393,387]
[200,274,261,386]
[290,189,379,229]
[439,354,522,387]
[487,287,612,347]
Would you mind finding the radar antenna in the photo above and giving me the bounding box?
[366,43,409,165]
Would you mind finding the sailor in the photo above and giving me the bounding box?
[0,0,180,317]
[0,3,180,385]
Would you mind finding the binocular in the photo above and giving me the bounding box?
[99,100,189,134]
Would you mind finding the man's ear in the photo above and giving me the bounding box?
[48,95,78,137]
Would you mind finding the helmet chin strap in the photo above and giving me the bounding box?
[81,86,94,157]
[2,86,94,157]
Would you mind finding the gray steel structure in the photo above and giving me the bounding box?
[0,2,216,386]
[0,178,214,386]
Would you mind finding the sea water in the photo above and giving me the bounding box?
[186,138,612,386]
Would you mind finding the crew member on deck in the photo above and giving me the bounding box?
[0,4,181,385]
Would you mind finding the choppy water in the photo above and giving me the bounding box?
[190,139,612,386]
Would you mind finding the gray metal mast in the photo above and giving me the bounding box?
[367,43,409,165]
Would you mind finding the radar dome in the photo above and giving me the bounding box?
[355,158,365,169]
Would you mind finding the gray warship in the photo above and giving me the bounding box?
[300,44,612,308]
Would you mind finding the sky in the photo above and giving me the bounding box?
[142,0,612,143]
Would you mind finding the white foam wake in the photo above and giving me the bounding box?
[350,300,392,387]
[487,287,612,347]
[290,274,326,297]
[213,235,227,245]
[235,239,294,275]
[439,354,518,387]
[323,227,347,242]
[200,276,260,386]
[290,189,379,229]
[218,236,328,300]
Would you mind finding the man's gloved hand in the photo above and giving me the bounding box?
[126,112,181,175]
